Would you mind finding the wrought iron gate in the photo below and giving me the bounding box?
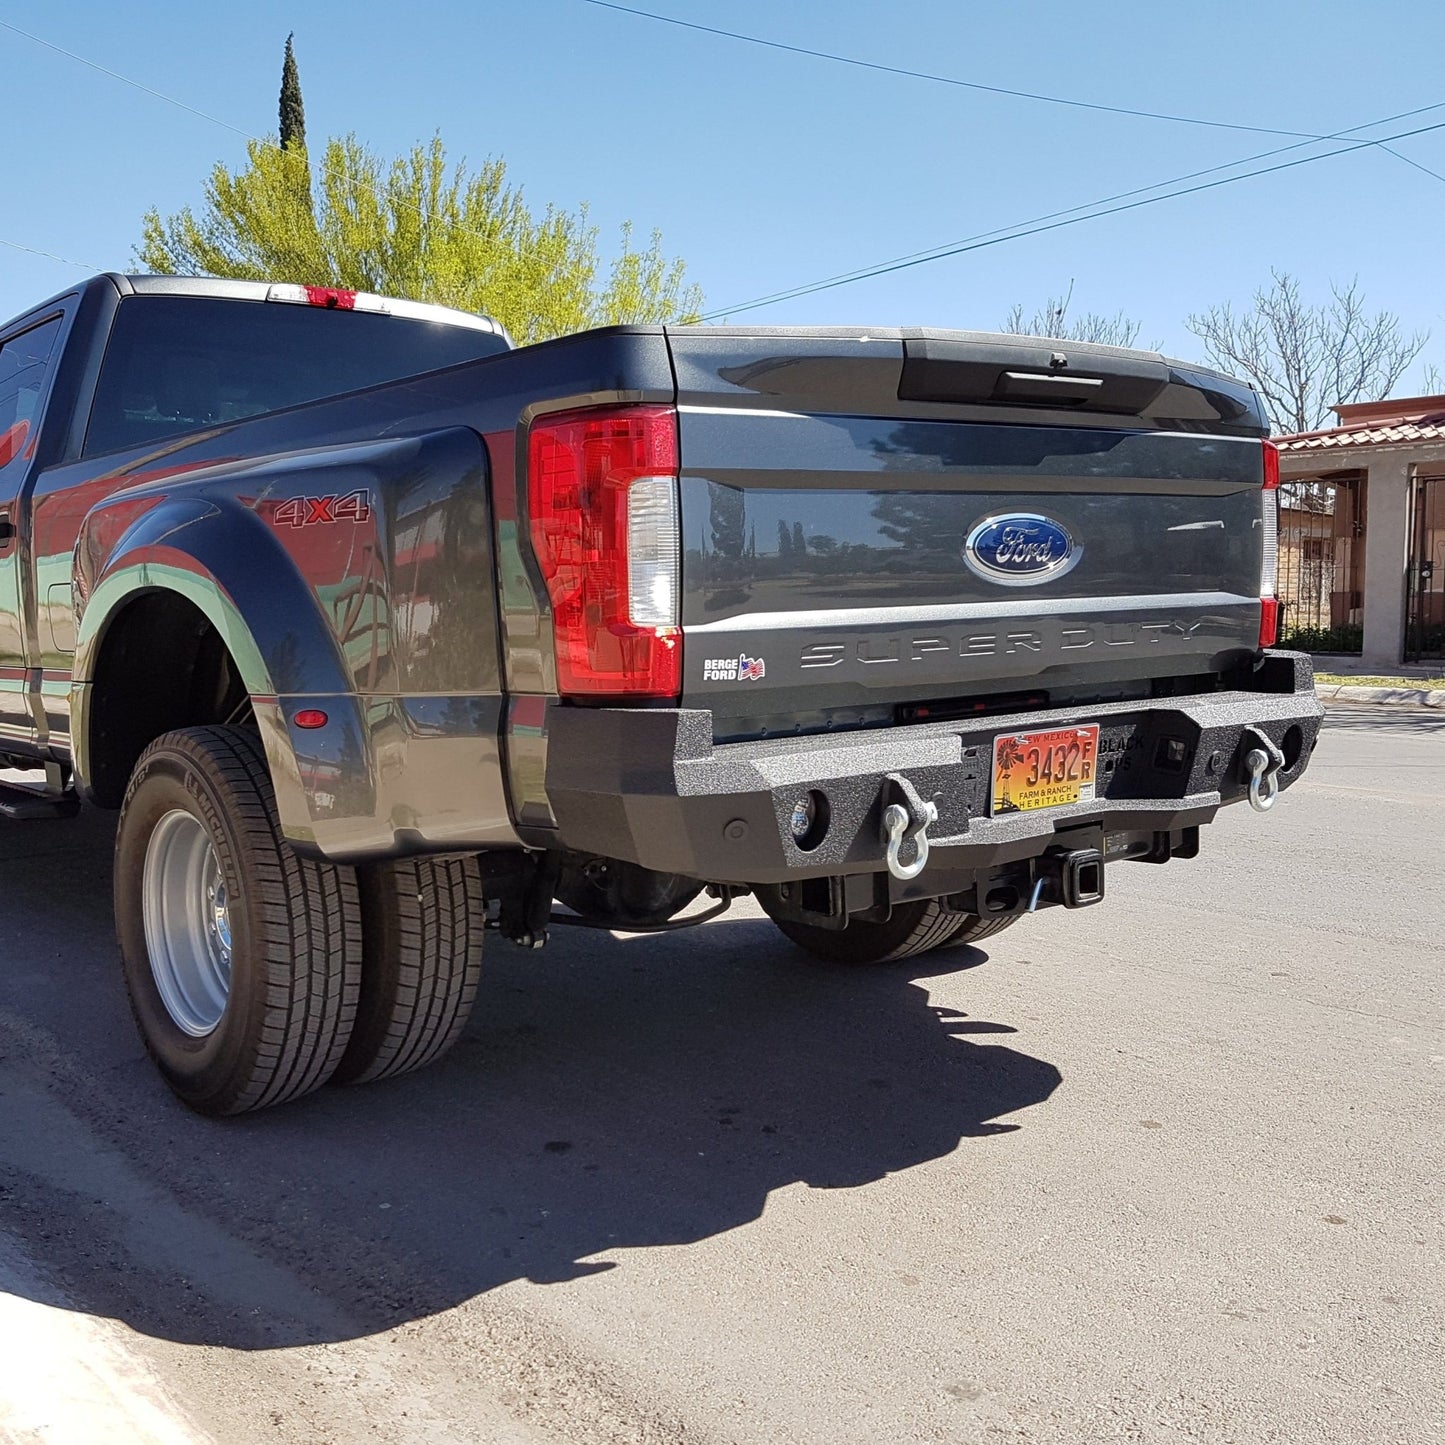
[1406,472,1445,663]
[1277,473,1365,653]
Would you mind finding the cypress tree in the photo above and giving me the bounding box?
[279,33,306,150]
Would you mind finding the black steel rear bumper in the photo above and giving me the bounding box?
[543,652,1323,887]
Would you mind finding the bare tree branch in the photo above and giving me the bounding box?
[1001,280,1143,348]
[1186,270,1427,433]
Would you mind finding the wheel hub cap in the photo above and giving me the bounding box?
[142,810,233,1036]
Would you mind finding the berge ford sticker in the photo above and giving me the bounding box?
[702,654,766,682]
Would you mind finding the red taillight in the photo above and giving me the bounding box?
[1259,440,1280,647]
[527,405,681,699]
[1258,597,1279,649]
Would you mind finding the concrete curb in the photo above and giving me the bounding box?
[1315,684,1445,708]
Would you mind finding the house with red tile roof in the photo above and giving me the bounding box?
[1277,396,1445,668]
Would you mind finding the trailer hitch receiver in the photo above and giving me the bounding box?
[1031,847,1106,911]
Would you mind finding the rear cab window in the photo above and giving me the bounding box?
[82,295,510,458]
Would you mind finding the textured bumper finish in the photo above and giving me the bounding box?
[545,654,1323,885]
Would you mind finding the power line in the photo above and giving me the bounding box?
[0,19,252,138]
[582,0,1328,141]
[699,98,1445,316]
[0,236,105,271]
[700,95,1429,318]
[586,1,1445,291]
[702,114,1445,320]
[1378,143,1445,185]
[9,10,1443,327]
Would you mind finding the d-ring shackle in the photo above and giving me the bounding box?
[1242,726,1285,813]
[882,773,938,881]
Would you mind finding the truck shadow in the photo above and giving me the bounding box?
[0,808,1061,1351]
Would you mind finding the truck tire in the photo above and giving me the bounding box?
[334,856,484,1084]
[114,726,361,1116]
[763,896,1016,965]
[945,912,1019,946]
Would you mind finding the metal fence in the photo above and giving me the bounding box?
[1407,472,1445,663]
[1277,473,1365,654]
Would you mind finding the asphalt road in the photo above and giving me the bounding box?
[0,704,1440,1444]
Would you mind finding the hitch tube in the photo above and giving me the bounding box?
[1036,848,1106,910]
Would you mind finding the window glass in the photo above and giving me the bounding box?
[0,316,63,466]
[84,296,509,458]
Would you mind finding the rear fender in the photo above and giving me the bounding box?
[73,496,370,852]
[71,427,508,857]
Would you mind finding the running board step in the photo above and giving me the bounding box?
[0,781,81,821]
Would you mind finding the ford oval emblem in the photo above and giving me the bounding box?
[963,513,1081,587]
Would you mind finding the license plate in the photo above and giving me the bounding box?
[991,725,1100,816]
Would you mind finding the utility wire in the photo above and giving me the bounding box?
[583,0,1330,141]
[0,236,105,271]
[702,114,1445,320]
[0,19,252,138]
[699,99,1445,315]
[9,11,1443,320]
[587,2,1445,284]
[1377,144,1445,185]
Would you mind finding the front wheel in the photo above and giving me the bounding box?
[760,895,1018,965]
[114,726,362,1116]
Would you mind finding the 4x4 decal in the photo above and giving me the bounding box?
[272,489,372,528]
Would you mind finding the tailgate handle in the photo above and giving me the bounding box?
[996,371,1104,404]
[898,338,1169,413]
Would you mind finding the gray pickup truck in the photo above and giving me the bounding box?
[0,274,1321,1114]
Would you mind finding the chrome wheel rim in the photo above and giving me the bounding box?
[142,809,233,1037]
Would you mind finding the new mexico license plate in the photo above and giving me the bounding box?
[991,725,1100,816]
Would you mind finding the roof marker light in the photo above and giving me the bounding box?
[263,282,506,337]
[303,285,356,310]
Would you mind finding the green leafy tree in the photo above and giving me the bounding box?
[137,134,702,344]
[279,33,305,151]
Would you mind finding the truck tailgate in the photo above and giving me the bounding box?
[667,327,1269,739]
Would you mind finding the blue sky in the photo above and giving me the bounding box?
[3,1,1442,386]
